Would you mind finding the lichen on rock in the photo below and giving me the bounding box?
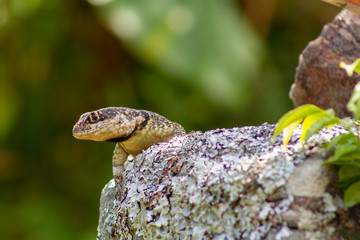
[97,123,357,240]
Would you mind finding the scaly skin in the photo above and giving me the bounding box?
[73,107,185,186]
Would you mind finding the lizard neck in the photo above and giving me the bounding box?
[118,128,171,155]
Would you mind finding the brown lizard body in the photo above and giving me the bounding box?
[72,107,185,186]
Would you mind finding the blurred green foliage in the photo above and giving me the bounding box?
[0,0,338,239]
[95,0,263,109]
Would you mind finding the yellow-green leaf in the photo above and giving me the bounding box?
[300,111,329,144]
[340,58,360,76]
[347,81,360,120]
[304,116,339,143]
[282,119,302,147]
[272,104,322,143]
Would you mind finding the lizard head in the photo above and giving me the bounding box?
[72,107,145,142]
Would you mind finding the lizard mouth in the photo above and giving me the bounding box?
[72,122,118,141]
[72,122,99,139]
[72,124,85,139]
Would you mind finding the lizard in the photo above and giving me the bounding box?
[72,107,186,187]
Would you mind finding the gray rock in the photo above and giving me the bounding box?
[286,158,332,198]
[97,123,359,240]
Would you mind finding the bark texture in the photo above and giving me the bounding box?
[97,123,360,240]
[290,10,360,118]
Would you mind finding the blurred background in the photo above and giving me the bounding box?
[0,0,339,239]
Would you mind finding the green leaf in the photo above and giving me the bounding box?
[339,117,356,130]
[326,133,359,150]
[344,181,360,207]
[301,111,332,144]
[338,165,360,183]
[340,58,360,76]
[347,81,360,120]
[333,144,360,160]
[327,158,360,168]
[332,181,353,189]
[303,116,339,143]
[325,108,336,116]
[272,104,323,144]
[282,119,302,147]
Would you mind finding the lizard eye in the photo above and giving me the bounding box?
[88,112,102,124]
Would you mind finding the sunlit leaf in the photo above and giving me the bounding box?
[325,108,336,116]
[303,116,339,143]
[347,81,360,119]
[301,111,331,144]
[344,181,360,207]
[282,119,302,147]
[272,104,323,144]
[340,58,360,76]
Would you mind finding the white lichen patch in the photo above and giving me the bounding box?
[98,123,347,240]
[286,159,332,198]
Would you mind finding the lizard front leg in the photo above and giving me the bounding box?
[112,143,129,188]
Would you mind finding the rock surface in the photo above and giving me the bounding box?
[290,10,360,118]
[97,123,360,240]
